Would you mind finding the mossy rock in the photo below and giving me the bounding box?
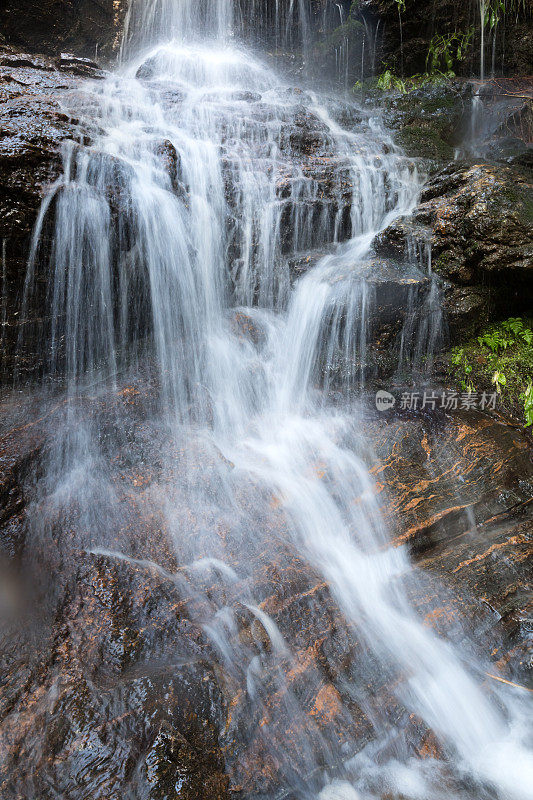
[419,163,533,285]
[382,80,471,166]
[395,125,455,162]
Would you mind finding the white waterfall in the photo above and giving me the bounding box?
[20,1,533,798]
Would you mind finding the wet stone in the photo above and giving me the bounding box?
[57,53,106,79]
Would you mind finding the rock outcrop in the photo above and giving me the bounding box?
[382,81,473,165]
[0,49,99,380]
[375,161,533,339]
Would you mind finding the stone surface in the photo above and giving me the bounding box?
[0,386,531,797]
[421,163,533,325]
[383,81,472,165]
[0,49,89,381]
[1,0,127,61]
[371,407,533,687]
[375,161,533,339]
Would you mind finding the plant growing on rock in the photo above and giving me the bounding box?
[370,25,473,98]
[451,347,474,391]
[520,383,533,427]
[492,370,507,393]
[448,317,533,428]
[426,28,474,77]
[501,317,533,344]
[478,319,533,353]
[376,69,408,93]
[477,330,513,353]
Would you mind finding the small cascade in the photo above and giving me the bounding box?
[480,0,487,84]
[122,0,314,62]
[396,235,445,378]
[362,16,381,77]
[122,0,234,55]
[333,2,350,92]
[465,0,488,153]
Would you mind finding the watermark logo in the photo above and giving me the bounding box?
[375,389,499,412]
[375,390,396,412]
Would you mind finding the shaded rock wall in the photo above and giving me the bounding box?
[1,1,531,78]
[1,0,127,61]
[0,0,335,63]
[359,0,532,78]
[0,385,531,798]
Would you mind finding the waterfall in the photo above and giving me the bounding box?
[122,0,313,61]
[469,0,488,154]
[19,1,533,798]
[480,0,487,83]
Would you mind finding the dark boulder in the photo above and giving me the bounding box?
[375,161,533,340]
[421,161,533,291]
[383,81,473,166]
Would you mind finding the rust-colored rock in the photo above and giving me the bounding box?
[0,386,531,796]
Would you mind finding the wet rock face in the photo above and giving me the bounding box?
[1,0,127,61]
[0,49,93,380]
[418,162,533,261]
[375,161,533,340]
[372,408,533,687]
[0,391,230,800]
[417,162,533,315]
[0,389,531,797]
[0,556,230,799]
[382,81,472,166]
[380,76,533,175]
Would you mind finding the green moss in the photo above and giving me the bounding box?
[318,17,363,54]
[434,251,458,273]
[445,316,533,426]
[395,125,454,161]
[394,90,456,116]
[499,183,533,226]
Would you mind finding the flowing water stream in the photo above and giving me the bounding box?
[18,1,533,798]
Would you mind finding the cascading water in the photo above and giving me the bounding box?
[18,0,533,798]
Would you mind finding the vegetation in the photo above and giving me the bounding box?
[363,25,473,96]
[425,29,474,76]
[451,347,474,392]
[448,317,533,427]
[484,0,529,28]
[370,68,455,95]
